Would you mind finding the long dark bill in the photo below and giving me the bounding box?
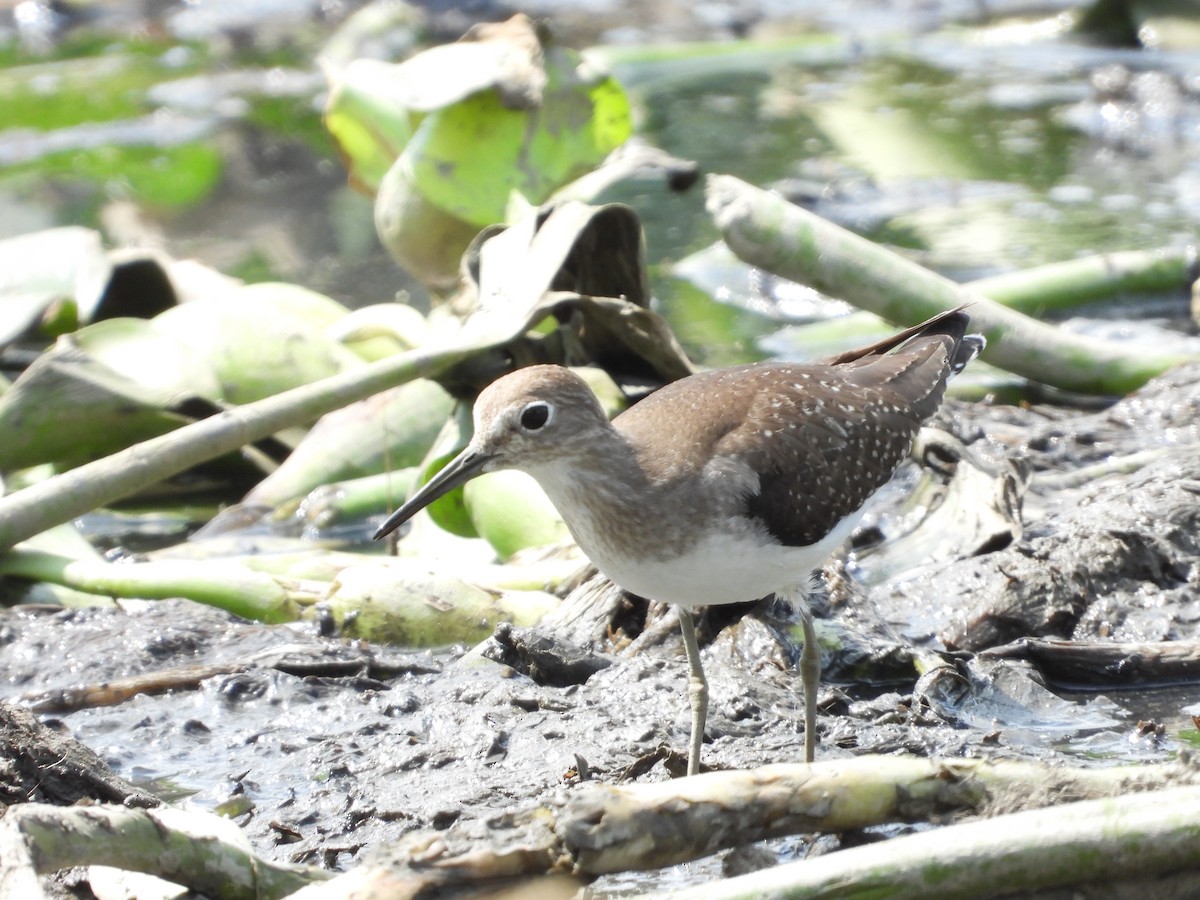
[372,449,494,541]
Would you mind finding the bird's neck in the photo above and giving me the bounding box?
[527,428,646,519]
[524,431,701,565]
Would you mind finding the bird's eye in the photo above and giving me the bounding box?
[519,401,553,431]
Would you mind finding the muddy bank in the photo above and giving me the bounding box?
[3,361,1200,887]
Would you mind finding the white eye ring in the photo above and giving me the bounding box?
[519,401,554,432]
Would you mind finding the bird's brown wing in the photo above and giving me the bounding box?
[731,336,955,547]
[613,307,975,549]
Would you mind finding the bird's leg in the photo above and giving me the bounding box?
[676,606,708,777]
[797,598,820,763]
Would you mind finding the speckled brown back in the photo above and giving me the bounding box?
[613,309,974,547]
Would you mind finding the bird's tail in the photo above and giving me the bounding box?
[826,305,985,375]
[951,331,986,374]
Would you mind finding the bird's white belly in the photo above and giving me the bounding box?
[586,507,866,609]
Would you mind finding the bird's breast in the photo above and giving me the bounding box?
[528,448,867,607]
[579,518,844,608]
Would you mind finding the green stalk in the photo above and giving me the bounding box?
[0,549,322,622]
[0,345,470,552]
[656,783,1200,899]
[776,247,1198,356]
[973,247,1196,313]
[706,174,1195,394]
[4,803,328,898]
[281,469,418,528]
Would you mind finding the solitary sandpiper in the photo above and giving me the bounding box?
[375,307,984,775]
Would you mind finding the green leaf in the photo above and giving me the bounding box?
[244,377,453,509]
[330,15,633,286]
[464,471,570,560]
[0,227,109,344]
[150,283,363,405]
[0,318,218,471]
[323,59,424,194]
[405,45,632,227]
